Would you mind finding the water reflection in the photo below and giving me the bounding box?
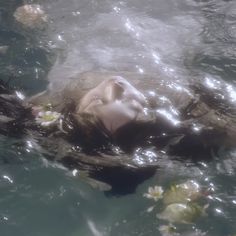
[87,219,104,236]
[156,109,180,126]
[2,175,14,184]
[1,0,236,235]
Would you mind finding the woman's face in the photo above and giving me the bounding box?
[77,76,147,134]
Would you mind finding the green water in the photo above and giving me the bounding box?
[0,0,236,235]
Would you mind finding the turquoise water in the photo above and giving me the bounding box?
[1,0,236,235]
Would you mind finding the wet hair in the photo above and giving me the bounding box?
[0,80,33,136]
[0,80,111,152]
[58,101,112,152]
[1,79,234,158]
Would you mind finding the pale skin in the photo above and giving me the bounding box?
[76,76,147,134]
[75,74,236,148]
[2,72,235,194]
[28,72,236,148]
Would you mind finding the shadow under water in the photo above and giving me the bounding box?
[0,0,236,236]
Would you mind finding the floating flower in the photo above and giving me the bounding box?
[14,4,48,28]
[143,185,164,201]
[35,110,61,127]
[163,180,201,205]
[157,203,207,224]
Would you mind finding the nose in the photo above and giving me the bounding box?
[105,81,125,102]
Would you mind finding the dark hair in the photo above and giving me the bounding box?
[59,103,112,152]
[0,82,111,152]
[0,80,33,136]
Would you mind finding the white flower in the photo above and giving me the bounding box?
[163,180,201,205]
[35,110,61,127]
[143,185,164,201]
[14,4,48,28]
[157,203,207,224]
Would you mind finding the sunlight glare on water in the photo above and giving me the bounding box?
[0,0,236,236]
[40,0,204,91]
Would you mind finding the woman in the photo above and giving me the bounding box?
[28,71,236,154]
[0,72,235,193]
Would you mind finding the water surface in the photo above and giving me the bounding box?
[0,0,236,235]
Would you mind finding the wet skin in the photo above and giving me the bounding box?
[28,71,236,149]
[77,76,148,134]
[1,73,236,194]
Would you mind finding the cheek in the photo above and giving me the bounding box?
[124,89,147,106]
[78,91,101,112]
[125,99,144,114]
[80,99,103,113]
[91,101,141,133]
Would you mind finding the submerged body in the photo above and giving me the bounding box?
[29,71,236,151]
[0,72,236,193]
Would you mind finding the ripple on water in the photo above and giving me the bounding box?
[1,0,236,236]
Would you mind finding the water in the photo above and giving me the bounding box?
[0,0,236,235]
